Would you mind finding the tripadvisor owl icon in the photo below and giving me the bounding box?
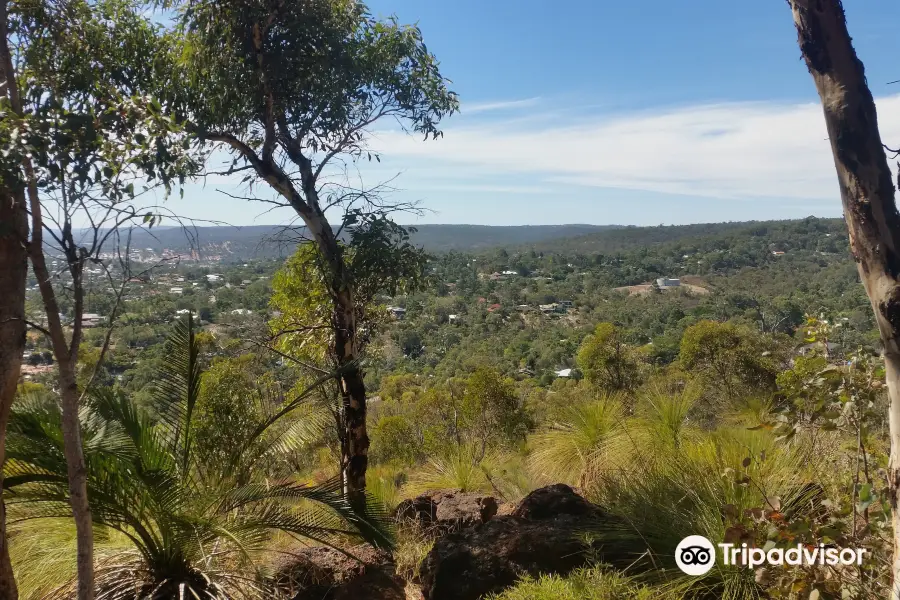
[675,535,716,576]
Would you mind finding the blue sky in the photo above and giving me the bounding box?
[169,0,900,227]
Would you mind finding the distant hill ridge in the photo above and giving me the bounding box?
[108,218,846,261]
[117,223,619,258]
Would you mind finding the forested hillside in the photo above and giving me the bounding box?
[4,0,897,599]
[16,214,890,599]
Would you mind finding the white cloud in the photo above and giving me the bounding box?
[370,95,900,201]
[463,97,542,114]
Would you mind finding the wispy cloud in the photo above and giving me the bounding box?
[463,97,542,114]
[369,94,900,202]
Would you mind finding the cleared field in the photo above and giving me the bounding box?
[613,283,710,296]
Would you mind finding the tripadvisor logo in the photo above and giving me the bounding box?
[675,535,868,576]
[675,535,716,576]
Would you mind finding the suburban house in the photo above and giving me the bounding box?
[656,277,681,288]
[81,313,103,328]
[539,303,565,314]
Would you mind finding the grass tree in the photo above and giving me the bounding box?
[2,1,201,596]
[5,316,392,599]
[175,0,457,505]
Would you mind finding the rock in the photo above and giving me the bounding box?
[419,484,621,600]
[271,544,405,600]
[513,483,600,520]
[394,490,498,533]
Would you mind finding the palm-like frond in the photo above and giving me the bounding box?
[6,316,393,599]
[149,314,202,474]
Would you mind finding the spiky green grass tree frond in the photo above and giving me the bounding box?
[528,394,627,486]
[637,381,702,449]
[403,446,528,497]
[487,566,658,600]
[580,428,821,600]
[6,316,392,600]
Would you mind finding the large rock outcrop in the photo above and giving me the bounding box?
[394,489,499,533]
[271,544,406,600]
[418,484,623,600]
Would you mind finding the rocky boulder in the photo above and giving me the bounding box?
[271,544,405,600]
[394,490,498,533]
[418,484,623,600]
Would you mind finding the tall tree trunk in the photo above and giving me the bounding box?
[3,1,93,591]
[0,2,25,596]
[25,178,94,600]
[333,296,368,506]
[207,128,372,506]
[0,187,24,600]
[28,234,94,600]
[309,217,369,506]
[788,1,900,596]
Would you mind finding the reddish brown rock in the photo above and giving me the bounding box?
[394,490,498,533]
[418,484,625,600]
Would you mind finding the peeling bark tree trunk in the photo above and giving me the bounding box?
[303,204,369,507]
[788,1,900,595]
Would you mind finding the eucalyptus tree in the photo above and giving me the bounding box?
[786,1,900,593]
[177,0,457,504]
[1,1,200,597]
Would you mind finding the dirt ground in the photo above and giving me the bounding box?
[613,282,710,296]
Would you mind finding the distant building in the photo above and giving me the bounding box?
[231,308,252,315]
[555,368,573,378]
[169,287,183,295]
[559,300,574,308]
[539,303,564,314]
[501,270,518,276]
[448,314,459,324]
[206,274,222,282]
[656,278,681,288]
[487,303,502,313]
[81,313,103,328]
